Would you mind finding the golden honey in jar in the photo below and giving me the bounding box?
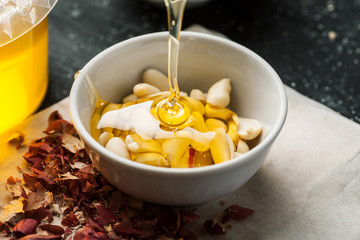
[0,0,57,135]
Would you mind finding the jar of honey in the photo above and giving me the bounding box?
[0,0,57,135]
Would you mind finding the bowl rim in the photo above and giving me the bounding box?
[69,31,287,176]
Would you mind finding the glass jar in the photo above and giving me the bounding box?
[0,0,57,135]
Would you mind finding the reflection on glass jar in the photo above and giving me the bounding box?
[0,18,48,135]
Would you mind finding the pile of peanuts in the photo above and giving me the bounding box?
[93,68,262,168]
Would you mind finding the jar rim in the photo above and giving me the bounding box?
[0,0,57,47]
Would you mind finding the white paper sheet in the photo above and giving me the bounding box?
[1,86,359,239]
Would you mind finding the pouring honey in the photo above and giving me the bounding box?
[88,0,263,168]
[155,0,190,126]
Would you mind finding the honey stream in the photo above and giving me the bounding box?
[155,0,190,126]
[88,0,219,168]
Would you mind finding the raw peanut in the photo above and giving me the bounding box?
[98,132,113,146]
[227,118,240,146]
[178,149,191,168]
[209,127,232,164]
[190,89,206,102]
[142,68,169,91]
[154,90,188,98]
[122,93,138,103]
[233,152,242,159]
[133,83,161,98]
[165,111,203,132]
[170,113,196,130]
[182,96,205,115]
[180,91,189,97]
[194,150,213,167]
[125,135,140,152]
[206,120,234,162]
[236,139,249,154]
[232,113,239,126]
[226,133,235,159]
[205,103,234,121]
[125,134,163,154]
[102,103,122,114]
[206,78,231,107]
[90,100,107,141]
[191,111,208,133]
[237,118,262,140]
[162,138,189,168]
[176,128,215,152]
[206,118,227,132]
[105,137,130,159]
[134,153,169,167]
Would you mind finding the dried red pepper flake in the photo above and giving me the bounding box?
[28,141,53,155]
[7,131,27,149]
[203,204,255,235]
[221,204,254,224]
[18,234,62,240]
[25,183,53,211]
[39,224,65,235]
[61,204,75,216]
[82,181,98,194]
[61,213,79,227]
[7,176,17,185]
[25,207,54,223]
[3,111,256,239]
[132,219,156,236]
[180,210,199,224]
[5,179,24,198]
[31,161,45,172]
[175,226,198,240]
[23,152,46,165]
[54,172,79,181]
[155,209,181,234]
[203,219,225,234]
[62,134,85,154]
[45,119,77,136]
[94,204,119,226]
[48,111,63,125]
[23,173,41,193]
[113,222,150,238]
[73,226,109,240]
[67,180,80,202]
[188,147,195,168]
[84,220,107,233]
[13,218,39,236]
[30,168,56,186]
[63,227,72,239]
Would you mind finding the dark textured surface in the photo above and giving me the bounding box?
[41,0,360,123]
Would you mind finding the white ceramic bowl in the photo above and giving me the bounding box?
[69,32,287,206]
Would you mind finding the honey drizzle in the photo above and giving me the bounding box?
[156,0,189,126]
[164,0,186,100]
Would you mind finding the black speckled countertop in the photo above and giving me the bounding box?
[41,0,360,124]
